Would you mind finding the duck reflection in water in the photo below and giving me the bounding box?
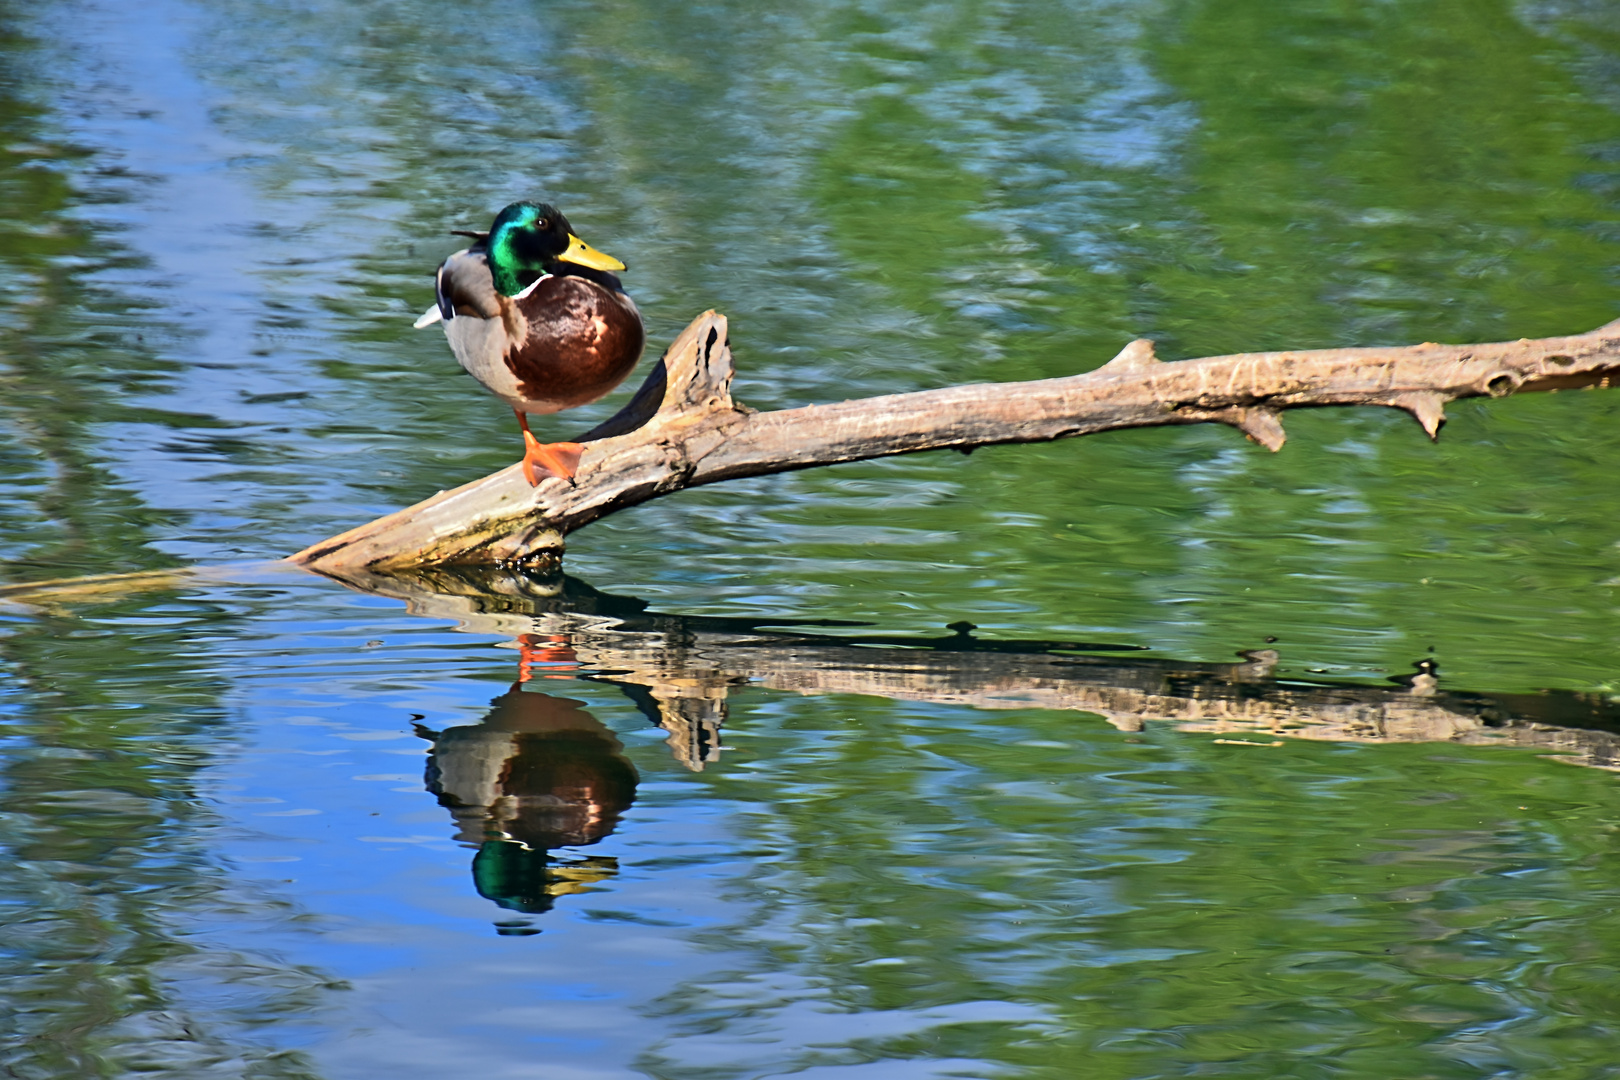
[412,672,637,933]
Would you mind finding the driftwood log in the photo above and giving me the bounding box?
[289,312,1620,574]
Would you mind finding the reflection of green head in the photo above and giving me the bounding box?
[472,841,619,915]
[472,840,554,914]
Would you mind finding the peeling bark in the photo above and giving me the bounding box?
[288,312,1620,574]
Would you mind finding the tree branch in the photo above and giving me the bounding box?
[288,311,1620,573]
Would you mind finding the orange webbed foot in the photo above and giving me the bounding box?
[512,410,583,486]
[519,435,583,487]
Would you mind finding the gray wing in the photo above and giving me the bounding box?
[435,248,502,321]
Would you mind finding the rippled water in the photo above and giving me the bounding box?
[4,0,1620,1076]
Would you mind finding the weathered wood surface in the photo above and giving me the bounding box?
[289,312,1620,573]
[315,566,1620,773]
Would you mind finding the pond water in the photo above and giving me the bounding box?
[3,0,1620,1076]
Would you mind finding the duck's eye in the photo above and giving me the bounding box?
[535,219,549,230]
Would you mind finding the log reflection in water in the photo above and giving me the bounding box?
[413,687,637,932]
[317,565,1620,775]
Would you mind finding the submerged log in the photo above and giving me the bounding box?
[288,311,1620,574]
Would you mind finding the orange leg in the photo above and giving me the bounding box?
[516,633,579,683]
[514,409,584,487]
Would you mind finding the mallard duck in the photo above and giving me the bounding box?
[413,201,645,485]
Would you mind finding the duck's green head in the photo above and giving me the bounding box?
[485,201,627,296]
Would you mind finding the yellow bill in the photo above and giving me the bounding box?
[559,233,627,272]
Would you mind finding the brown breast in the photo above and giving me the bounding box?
[502,276,645,413]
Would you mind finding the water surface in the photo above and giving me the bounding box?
[3,0,1620,1076]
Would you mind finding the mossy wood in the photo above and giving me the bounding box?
[289,312,1620,574]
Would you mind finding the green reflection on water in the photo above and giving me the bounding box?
[0,10,337,1077]
[1149,0,1620,355]
[0,594,336,1078]
[0,22,181,583]
[663,700,1620,1077]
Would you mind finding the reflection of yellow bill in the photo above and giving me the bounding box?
[545,856,620,896]
[559,233,626,272]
